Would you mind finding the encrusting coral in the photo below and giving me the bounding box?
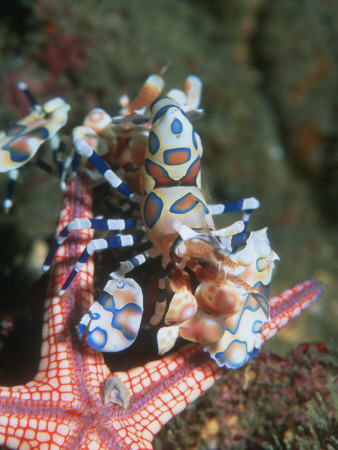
[154,343,338,449]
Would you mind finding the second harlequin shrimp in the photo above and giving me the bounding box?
[0,82,70,212]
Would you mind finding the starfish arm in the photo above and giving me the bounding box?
[113,344,221,445]
[113,278,323,445]
[261,279,323,341]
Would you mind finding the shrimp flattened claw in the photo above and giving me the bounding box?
[79,278,143,352]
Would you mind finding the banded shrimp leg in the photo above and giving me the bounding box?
[208,197,260,250]
[42,139,152,352]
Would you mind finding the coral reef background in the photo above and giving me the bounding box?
[0,0,337,447]
[153,343,338,449]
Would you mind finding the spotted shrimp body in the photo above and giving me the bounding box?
[141,96,212,258]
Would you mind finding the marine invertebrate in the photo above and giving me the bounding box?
[43,75,278,370]
[0,83,70,212]
[0,175,323,449]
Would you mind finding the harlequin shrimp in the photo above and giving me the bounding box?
[43,75,278,369]
[0,82,70,212]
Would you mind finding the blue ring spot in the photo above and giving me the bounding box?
[117,280,125,289]
[88,327,108,350]
[148,131,160,155]
[143,192,164,229]
[163,147,191,165]
[171,118,183,135]
[252,320,263,333]
[88,311,100,320]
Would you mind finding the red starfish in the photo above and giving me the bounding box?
[0,176,322,449]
